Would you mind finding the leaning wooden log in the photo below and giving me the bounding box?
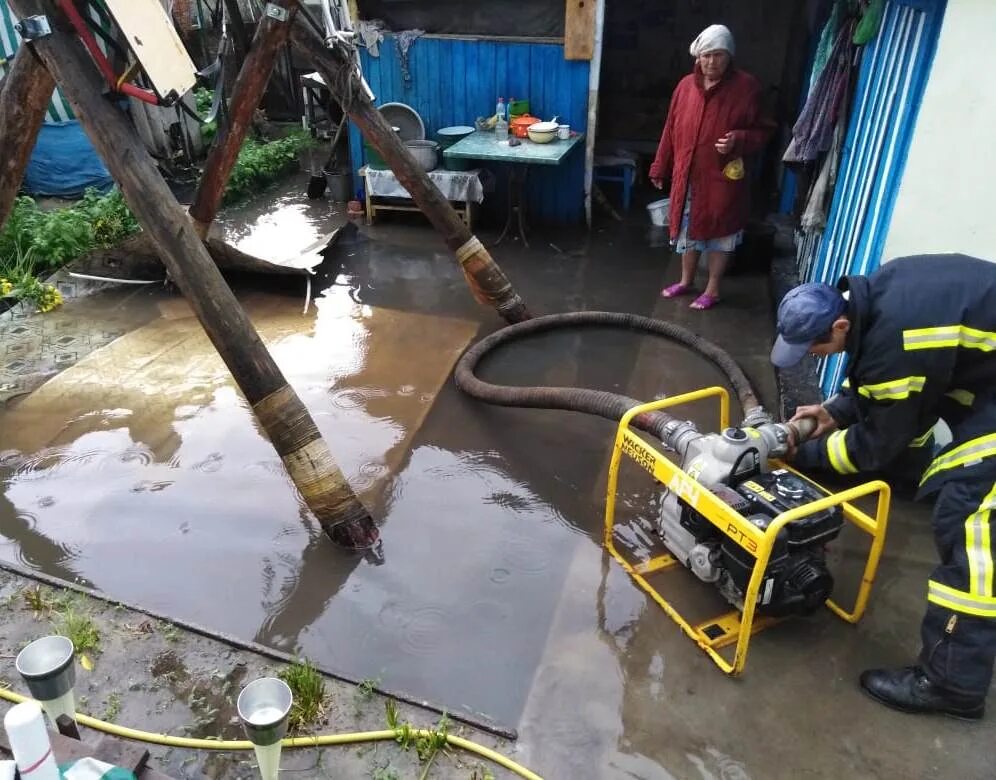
[288,18,532,325]
[9,0,378,549]
[0,45,55,229]
[190,0,298,235]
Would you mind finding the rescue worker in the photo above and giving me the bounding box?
[771,253,996,720]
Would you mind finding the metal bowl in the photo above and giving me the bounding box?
[527,128,557,144]
[378,103,425,142]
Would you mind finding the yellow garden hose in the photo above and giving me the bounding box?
[0,688,542,780]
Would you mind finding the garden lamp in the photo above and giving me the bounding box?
[237,677,292,780]
[15,635,77,728]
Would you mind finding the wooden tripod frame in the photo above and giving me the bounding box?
[0,0,531,547]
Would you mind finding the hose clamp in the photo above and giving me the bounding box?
[264,3,289,22]
[15,16,52,40]
[455,236,484,266]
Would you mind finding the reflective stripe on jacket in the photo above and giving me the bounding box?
[795,255,996,489]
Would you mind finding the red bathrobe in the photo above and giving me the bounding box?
[650,65,774,241]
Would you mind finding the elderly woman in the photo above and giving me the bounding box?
[650,25,773,310]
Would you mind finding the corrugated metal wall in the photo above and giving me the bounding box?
[348,35,590,224]
[801,0,946,395]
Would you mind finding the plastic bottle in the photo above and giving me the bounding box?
[495,96,509,143]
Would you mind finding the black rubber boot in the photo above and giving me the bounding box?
[859,666,985,720]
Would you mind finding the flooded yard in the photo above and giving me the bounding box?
[1,176,992,778]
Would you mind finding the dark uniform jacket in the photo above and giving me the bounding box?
[795,254,996,494]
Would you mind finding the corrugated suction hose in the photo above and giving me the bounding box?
[455,311,763,442]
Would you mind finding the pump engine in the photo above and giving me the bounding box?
[656,416,842,617]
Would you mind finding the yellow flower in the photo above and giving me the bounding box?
[0,278,12,296]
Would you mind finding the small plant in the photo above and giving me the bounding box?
[0,188,138,310]
[384,700,451,779]
[103,692,121,722]
[278,659,328,731]
[371,766,400,780]
[223,132,311,205]
[194,88,218,142]
[414,713,449,778]
[470,768,496,780]
[161,622,181,643]
[22,586,55,618]
[53,608,100,654]
[355,676,380,704]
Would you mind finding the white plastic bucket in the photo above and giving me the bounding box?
[646,198,670,227]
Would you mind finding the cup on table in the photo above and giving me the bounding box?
[557,124,570,140]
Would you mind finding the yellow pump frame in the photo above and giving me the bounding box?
[603,387,891,675]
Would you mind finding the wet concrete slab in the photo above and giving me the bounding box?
[0,569,517,779]
[1,178,992,778]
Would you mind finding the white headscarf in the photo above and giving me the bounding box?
[690,24,735,58]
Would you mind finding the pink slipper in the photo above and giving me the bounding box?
[690,293,720,310]
[661,282,694,298]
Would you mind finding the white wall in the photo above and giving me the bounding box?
[881,0,996,263]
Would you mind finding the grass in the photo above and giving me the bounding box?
[278,659,328,731]
[53,607,101,655]
[384,699,450,780]
[0,122,310,309]
[103,691,121,722]
[354,676,381,713]
[22,585,56,618]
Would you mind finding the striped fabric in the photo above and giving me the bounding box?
[1,1,114,124]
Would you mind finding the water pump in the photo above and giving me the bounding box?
[656,413,842,617]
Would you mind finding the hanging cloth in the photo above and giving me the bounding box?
[782,18,857,164]
[809,0,844,93]
[394,29,425,88]
[854,0,887,45]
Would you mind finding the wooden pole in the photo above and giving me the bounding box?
[8,0,377,549]
[190,0,298,234]
[288,19,532,325]
[0,45,54,229]
[222,0,252,65]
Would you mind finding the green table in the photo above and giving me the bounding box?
[443,130,585,246]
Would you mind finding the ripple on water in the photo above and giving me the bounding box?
[484,490,540,513]
[192,452,224,473]
[329,386,387,411]
[105,444,155,469]
[500,535,553,576]
[352,460,388,491]
[13,447,102,479]
[377,601,451,657]
[0,450,26,470]
[130,480,174,494]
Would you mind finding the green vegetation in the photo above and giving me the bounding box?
[222,131,310,205]
[278,658,328,731]
[384,699,451,779]
[22,585,56,618]
[102,691,121,722]
[0,105,308,309]
[53,607,101,654]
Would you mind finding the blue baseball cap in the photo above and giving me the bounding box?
[771,283,847,368]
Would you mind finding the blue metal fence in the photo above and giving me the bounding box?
[804,0,947,395]
[348,35,590,224]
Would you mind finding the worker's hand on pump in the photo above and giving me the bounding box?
[791,404,838,438]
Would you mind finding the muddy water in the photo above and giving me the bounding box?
[3,180,991,778]
[0,184,732,727]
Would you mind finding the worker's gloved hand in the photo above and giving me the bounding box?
[790,404,838,440]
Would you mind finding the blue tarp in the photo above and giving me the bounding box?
[24,121,113,198]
